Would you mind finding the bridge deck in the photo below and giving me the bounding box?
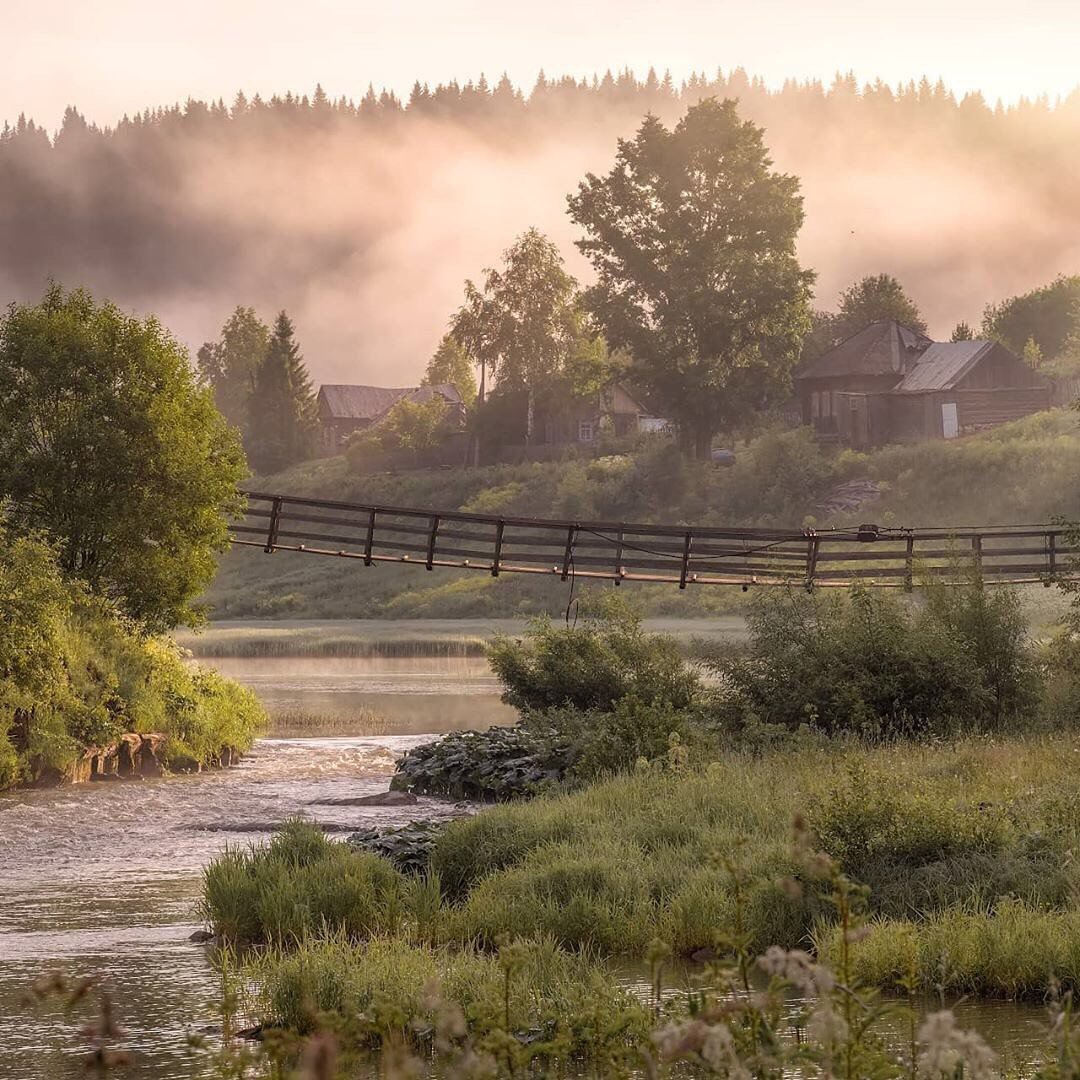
[229,490,1078,589]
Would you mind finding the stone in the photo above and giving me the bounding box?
[309,790,418,807]
[188,929,216,944]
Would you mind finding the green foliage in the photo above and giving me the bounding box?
[201,819,407,946]
[982,273,1080,360]
[423,332,477,405]
[196,305,270,432]
[251,934,651,1072]
[346,821,446,875]
[247,311,317,474]
[714,578,1037,740]
[379,394,449,452]
[811,764,1012,880]
[0,283,247,630]
[570,98,814,458]
[826,899,1080,999]
[836,272,928,337]
[451,227,610,442]
[0,518,263,786]
[488,595,699,714]
[952,320,975,341]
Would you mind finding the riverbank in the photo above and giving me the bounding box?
[174,615,753,659]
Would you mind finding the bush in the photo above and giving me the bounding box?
[0,519,263,786]
[810,764,1013,877]
[712,579,1036,740]
[487,593,699,714]
[821,898,1080,999]
[200,819,407,946]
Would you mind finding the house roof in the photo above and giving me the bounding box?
[369,384,464,426]
[893,341,994,393]
[318,383,463,421]
[796,320,932,380]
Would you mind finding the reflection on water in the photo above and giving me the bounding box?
[611,960,1049,1069]
[208,655,516,731]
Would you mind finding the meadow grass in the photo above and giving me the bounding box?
[250,933,650,1059]
[263,708,394,738]
[819,900,1080,999]
[202,734,1080,1001]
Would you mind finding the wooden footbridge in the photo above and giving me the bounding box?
[228,491,1078,590]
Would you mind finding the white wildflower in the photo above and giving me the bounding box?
[917,1010,998,1080]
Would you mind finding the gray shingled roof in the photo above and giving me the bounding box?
[318,384,414,420]
[318,383,463,420]
[894,341,993,393]
[796,320,932,380]
[369,384,464,425]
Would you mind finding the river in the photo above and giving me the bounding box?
[0,652,1052,1077]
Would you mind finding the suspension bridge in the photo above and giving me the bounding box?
[228,491,1078,590]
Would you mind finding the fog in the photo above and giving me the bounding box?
[1,76,1078,384]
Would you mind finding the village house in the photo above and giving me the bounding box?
[536,381,664,447]
[316,383,464,455]
[794,320,1050,448]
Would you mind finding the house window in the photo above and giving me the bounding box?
[578,420,595,442]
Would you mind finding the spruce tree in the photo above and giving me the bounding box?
[247,311,316,475]
[196,305,269,433]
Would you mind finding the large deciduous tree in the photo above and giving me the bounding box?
[450,227,608,443]
[568,99,814,458]
[835,273,927,338]
[0,283,246,630]
[196,305,270,434]
[247,311,317,475]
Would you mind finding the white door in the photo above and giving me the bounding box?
[942,402,959,439]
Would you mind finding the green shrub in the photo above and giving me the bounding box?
[810,764,1013,876]
[821,898,1080,998]
[200,819,408,946]
[713,579,1037,740]
[487,594,699,715]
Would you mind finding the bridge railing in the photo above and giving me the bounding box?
[228,490,1079,589]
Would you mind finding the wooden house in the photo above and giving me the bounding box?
[316,383,463,455]
[794,322,1049,448]
[537,382,661,446]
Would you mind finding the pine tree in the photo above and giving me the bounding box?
[247,312,316,475]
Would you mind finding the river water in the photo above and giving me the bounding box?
[0,654,1052,1077]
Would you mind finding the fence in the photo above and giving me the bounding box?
[228,491,1080,590]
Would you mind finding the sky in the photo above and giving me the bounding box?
[6,0,1080,129]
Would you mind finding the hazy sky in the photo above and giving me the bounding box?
[7,0,1080,128]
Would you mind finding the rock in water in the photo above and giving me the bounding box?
[309,790,418,807]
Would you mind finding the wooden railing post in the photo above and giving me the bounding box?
[425,514,440,571]
[364,509,377,567]
[491,520,505,577]
[679,530,693,590]
[264,497,283,554]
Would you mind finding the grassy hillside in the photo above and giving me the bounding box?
[208,412,1080,619]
